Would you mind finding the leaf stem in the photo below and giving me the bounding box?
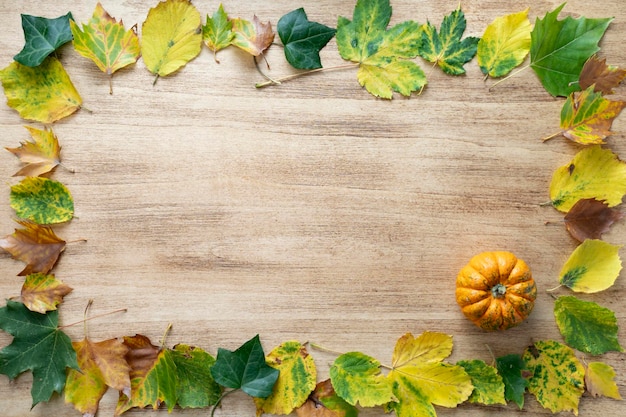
[255,62,359,88]
[160,323,173,349]
[60,307,127,329]
[545,284,562,292]
[210,389,238,417]
[308,342,345,357]
[109,75,113,95]
[153,73,160,86]
[541,131,563,142]
[488,64,530,90]
[83,299,94,338]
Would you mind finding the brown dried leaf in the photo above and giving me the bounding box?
[564,198,624,242]
[579,55,626,95]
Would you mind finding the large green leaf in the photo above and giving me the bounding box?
[14,13,74,67]
[495,354,528,409]
[10,177,74,224]
[0,300,78,407]
[278,8,336,70]
[171,344,222,408]
[558,239,622,293]
[457,359,506,405]
[530,3,612,96]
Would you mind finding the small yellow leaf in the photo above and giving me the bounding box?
[559,239,622,293]
[585,362,622,400]
[21,273,72,313]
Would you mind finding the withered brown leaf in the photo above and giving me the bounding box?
[564,198,624,242]
[579,55,626,95]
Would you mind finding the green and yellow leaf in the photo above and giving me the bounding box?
[457,359,506,405]
[585,362,622,400]
[170,344,222,408]
[558,239,622,293]
[230,16,275,56]
[6,126,61,177]
[10,177,74,225]
[21,273,72,314]
[295,379,358,417]
[202,4,235,62]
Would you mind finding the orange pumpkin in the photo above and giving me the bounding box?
[456,251,537,331]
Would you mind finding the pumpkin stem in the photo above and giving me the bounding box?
[491,283,507,298]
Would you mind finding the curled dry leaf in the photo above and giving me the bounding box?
[579,55,626,94]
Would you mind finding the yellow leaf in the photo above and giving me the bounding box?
[585,362,622,400]
[391,331,453,368]
[21,273,72,314]
[559,239,622,293]
[141,0,202,83]
[6,126,61,177]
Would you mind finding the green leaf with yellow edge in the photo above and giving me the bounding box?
[554,296,623,355]
[386,332,473,417]
[254,341,316,415]
[21,273,72,314]
[0,57,82,123]
[329,351,394,408]
[585,362,622,400]
[202,4,235,63]
[14,13,74,67]
[477,8,531,78]
[457,359,506,405]
[10,177,74,225]
[558,239,622,293]
[230,16,275,57]
[336,0,425,99]
[522,340,585,416]
[170,344,222,408]
[6,126,61,177]
[141,0,202,83]
[65,337,131,417]
[549,145,626,212]
[495,354,528,409]
[418,7,480,75]
[295,379,358,417]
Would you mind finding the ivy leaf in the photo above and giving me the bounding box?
[564,198,624,242]
[10,177,74,224]
[6,126,61,177]
[386,332,473,417]
[65,337,131,416]
[329,351,394,408]
[21,273,72,314]
[14,13,74,67]
[278,8,336,70]
[230,16,275,57]
[558,239,622,293]
[141,0,202,83]
[585,362,622,400]
[254,341,316,415]
[336,0,425,99]
[202,4,235,63]
[210,334,279,398]
[0,300,78,407]
[477,8,532,78]
[530,3,612,97]
[523,340,585,415]
[418,7,480,75]
[549,146,626,212]
[295,379,358,417]
[170,344,222,408]
[579,55,626,95]
[457,359,506,405]
[0,57,82,123]
[495,354,529,409]
[554,296,623,355]
[0,220,66,276]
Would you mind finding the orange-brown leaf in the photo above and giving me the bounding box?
[579,55,626,95]
[21,272,72,313]
[564,198,624,242]
[230,15,274,56]
[296,379,357,417]
[6,126,61,177]
[0,220,66,276]
[123,334,160,377]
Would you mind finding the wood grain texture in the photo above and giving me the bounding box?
[0,1,625,416]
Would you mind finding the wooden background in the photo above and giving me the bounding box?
[1,1,625,416]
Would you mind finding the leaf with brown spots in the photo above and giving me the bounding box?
[230,15,275,56]
[20,273,72,313]
[296,379,358,417]
[564,198,623,242]
[579,55,626,95]
[6,126,61,177]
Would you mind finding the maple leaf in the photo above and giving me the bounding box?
[336,0,425,99]
[530,3,612,97]
[585,362,622,400]
[0,220,66,276]
[295,379,358,417]
[579,55,626,94]
[202,4,235,63]
[21,272,72,313]
[418,7,480,75]
[65,337,131,416]
[141,0,202,83]
[558,239,622,293]
[10,177,74,224]
[0,57,82,123]
[14,12,74,67]
[278,8,336,70]
[230,16,275,57]
[6,126,61,177]
[495,354,529,409]
[457,359,506,405]
[564,198,624,242]
[170,344,222,408]
[0,300,78,407]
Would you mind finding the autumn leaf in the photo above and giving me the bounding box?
[141,0,202,83]
[523,340,585,415]
[585,362,622,400]
[495,354,529,409]
[10,177,74,224]
[0,300,78,407]
[295,379,358,417]
[0,57,82,123]
[14,13,74,67]
[230,16,275,56]
[0,220,66,276]
[21,272,72,313]
[202,4,235,63]
[170,344,222,408]
[65,337,131,417]
[457,359,506,405]
[558,239,622,293]
[418,7,480,75]
[549,146,626,212]
[564,198,624,242]
[554,296,623,355]
[6,126,62,177]
[530,3,612,97]
[336,0,425,99]
[278,8,336,70]
[254,341,316,415]
[579,55,626,94]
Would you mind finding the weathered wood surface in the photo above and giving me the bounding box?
[0,1,625,416]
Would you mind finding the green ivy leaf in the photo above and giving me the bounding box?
[0,300,78,407]
[202,3,235,62]
[495,354,528,409]
[457,359,506,405]
[10,177,74,224]
[554,296,623,355]
[171,344,222,408]
[210,334,279,398]
[14,13,74,67]
[278,8,336,70]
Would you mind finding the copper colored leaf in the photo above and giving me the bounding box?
[6,126,61,177]
[579,55,626,94]
[0,220,66,276]
[21,273,72,314]
[230,16,275,56]
[295,379,358,417]
[564,198,623,242]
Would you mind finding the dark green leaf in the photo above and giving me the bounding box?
[278,8,335,70]
[171,344,222,408]
[495,354,529,409]
[14,13,74,67]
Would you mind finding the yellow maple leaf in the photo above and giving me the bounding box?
[21,273,72,314]
[6,126,62,177]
